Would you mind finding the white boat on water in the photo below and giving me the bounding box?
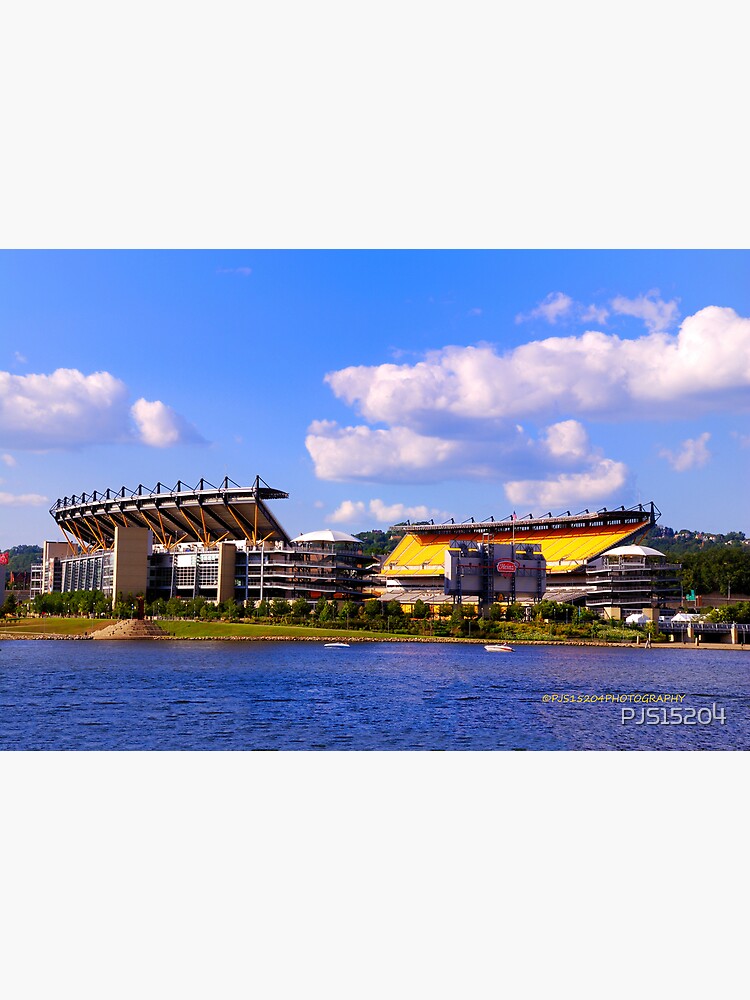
[324,642,350,648]
[485,644,513,652]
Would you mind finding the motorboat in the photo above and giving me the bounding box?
[484,644,513,652]
[324,642,350,648]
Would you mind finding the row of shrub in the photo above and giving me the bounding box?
[10,591,646,642]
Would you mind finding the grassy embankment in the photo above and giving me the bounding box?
[0,617,111,636]
[0,617,402,641]
[0,616,649,644]
[161,620,394,640]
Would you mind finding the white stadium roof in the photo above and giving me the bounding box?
[291,529,363,544]
[604,544,666,557]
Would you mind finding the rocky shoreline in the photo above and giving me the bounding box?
[1,629,745,649]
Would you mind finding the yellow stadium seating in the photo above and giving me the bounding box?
[384,522,650,580]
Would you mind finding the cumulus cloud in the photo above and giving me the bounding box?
[309,302,750,498]
[324,306,750,427]
[516,291,573,325]
[0,368,203,450]
[504,458,628,510]
[0,491,48,506]
[307,413,624,494]
[328,497,450,526]
[328,499,366,523]
[610,289,679,333]
[306,420,463,482]
[581,304,609,325]
[130,398,203,448]
[0,369,130,448]
[1,454,16,467]
[659,432,711,472]
[542,420,590,461]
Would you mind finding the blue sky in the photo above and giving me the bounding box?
[1,249,749,551]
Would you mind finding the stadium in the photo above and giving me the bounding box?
[31,477,681,618]
[380,501,682,617]
[34,476,372,606]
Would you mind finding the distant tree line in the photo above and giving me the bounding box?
[646,525,747,554]
[3,545,43,574]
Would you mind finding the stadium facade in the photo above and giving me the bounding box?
[30,477,680,617]
[380,502,681,616]
[33,477,372,606]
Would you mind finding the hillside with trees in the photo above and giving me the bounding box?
[645,525,750,597]
[4,545,43,573]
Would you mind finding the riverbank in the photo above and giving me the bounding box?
[1,628,747,649]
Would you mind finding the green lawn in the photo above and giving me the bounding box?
[160,620,403,640]
[0,616,404,640]
[0,617,114,635]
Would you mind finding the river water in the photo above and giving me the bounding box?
[1,639,748,750]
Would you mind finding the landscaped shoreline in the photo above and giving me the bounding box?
[0,622,746,649]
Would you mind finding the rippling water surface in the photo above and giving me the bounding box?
[1,640,748,750]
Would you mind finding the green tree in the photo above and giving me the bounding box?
[316,599,336,622]
[338,599,358,624]
[291,597,310,620]
[271,598,291,618]
[363,599,382,620]
[1,593,18,616]
[166,597,184,617]
[385,599,404,620]
[412,598,429,619]
[221,598,241,620]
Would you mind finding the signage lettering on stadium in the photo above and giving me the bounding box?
[496,560,518,574]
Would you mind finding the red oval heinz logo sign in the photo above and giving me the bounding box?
[496,560,518,573]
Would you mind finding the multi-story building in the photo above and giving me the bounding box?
[32,477,372,606]
[585,544,682,618]
[29,541,71,598]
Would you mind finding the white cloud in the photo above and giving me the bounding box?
[306,420,463,482]
[368,499,446,524]
[516,291,573,325]
[659,432,711,472]
[468,307,483,316]
[307,414,622,491]
[581,304,609,325]
[324,306,750,426]
[0,491,48,506]
[0,368,203,450]
[542,420,590,461]
[131,398,203,448]
[504,458,628,510]
[610,289,679,333]
[14,352,27,364]
[310,302,750,495]
[217,266,252,276]
[328,499,366,523]
[0,369,130,448]
[1,454,16,467]
[327,497,450,526]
